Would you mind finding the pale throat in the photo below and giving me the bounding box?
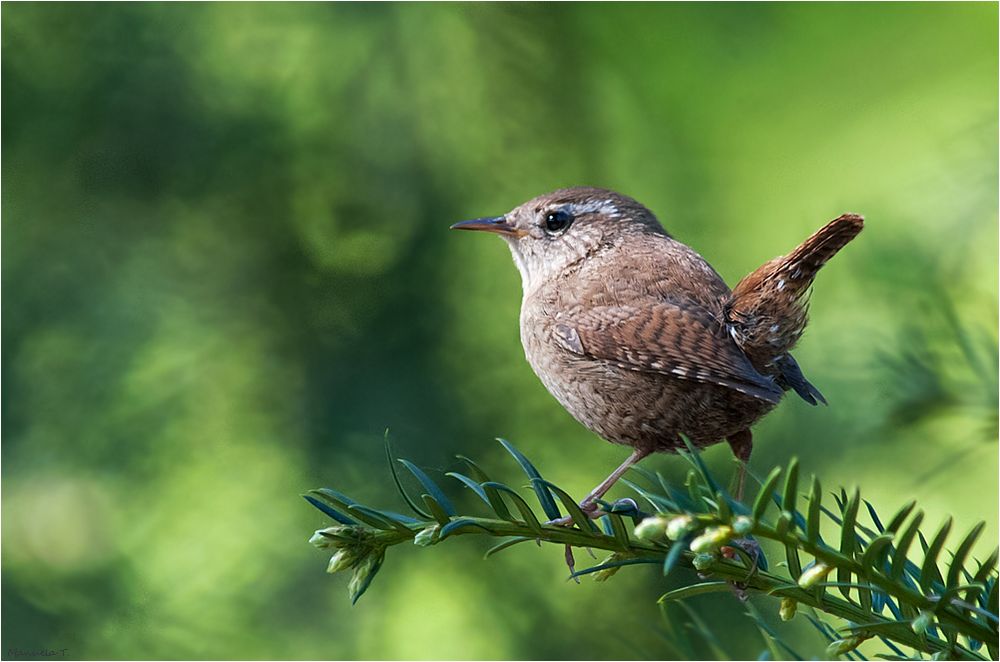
[504,232,602,300]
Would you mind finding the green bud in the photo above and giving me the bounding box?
[634,516,669,541]
[310,525,366,548]
[347,549,385,604]
[326,549,356,574]
[912,610,933,634]
[692,552,716,571]
[732,515,753,536]
[593,566,621,582]
[825,636,864,658]
[689,525,733,553]
[310,526,354,549]
[310,530,335,549]
[413,525,439,547]
[797,562,832,588]
[779,597,797,621]
[593,553,626,582]
[666,515,696,541]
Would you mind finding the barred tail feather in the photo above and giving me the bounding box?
[726,213,864,366]
[778,214,864,294]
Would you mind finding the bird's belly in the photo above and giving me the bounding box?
[522,333,774,453]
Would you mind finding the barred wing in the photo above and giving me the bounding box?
[553,303,783,404]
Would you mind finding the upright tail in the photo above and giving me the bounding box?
[725,213,864,366]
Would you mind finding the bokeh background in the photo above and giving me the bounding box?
[3,3,997,660]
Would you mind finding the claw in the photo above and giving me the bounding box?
[565,545,580,583]
[545,500,602,527]
[721,536,764,599]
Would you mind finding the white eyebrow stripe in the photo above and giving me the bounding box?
[569,200,620,217]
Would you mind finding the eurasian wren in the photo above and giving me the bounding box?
[452,187,863,515]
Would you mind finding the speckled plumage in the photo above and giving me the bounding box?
[452,187,862,509]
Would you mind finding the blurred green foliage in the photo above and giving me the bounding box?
[2,3,996,660]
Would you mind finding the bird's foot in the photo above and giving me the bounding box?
[719,536,764,600]
[725,536,763,569]
[545,500,601,527]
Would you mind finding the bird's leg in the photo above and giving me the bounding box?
[547,447,652,527]
[726,429,753,502]
[723,429,762,594]
[580,447,652,511]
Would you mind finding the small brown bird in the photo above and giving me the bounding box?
[452,187,862,518]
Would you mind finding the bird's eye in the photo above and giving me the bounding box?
[544,209,573,234]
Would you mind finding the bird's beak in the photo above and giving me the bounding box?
[450,216,524,237]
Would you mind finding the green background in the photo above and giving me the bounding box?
[3,3,997,659]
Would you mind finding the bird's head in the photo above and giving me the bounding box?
[451,187,667,291]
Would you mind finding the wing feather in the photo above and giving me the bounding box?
[554,303,783,404]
